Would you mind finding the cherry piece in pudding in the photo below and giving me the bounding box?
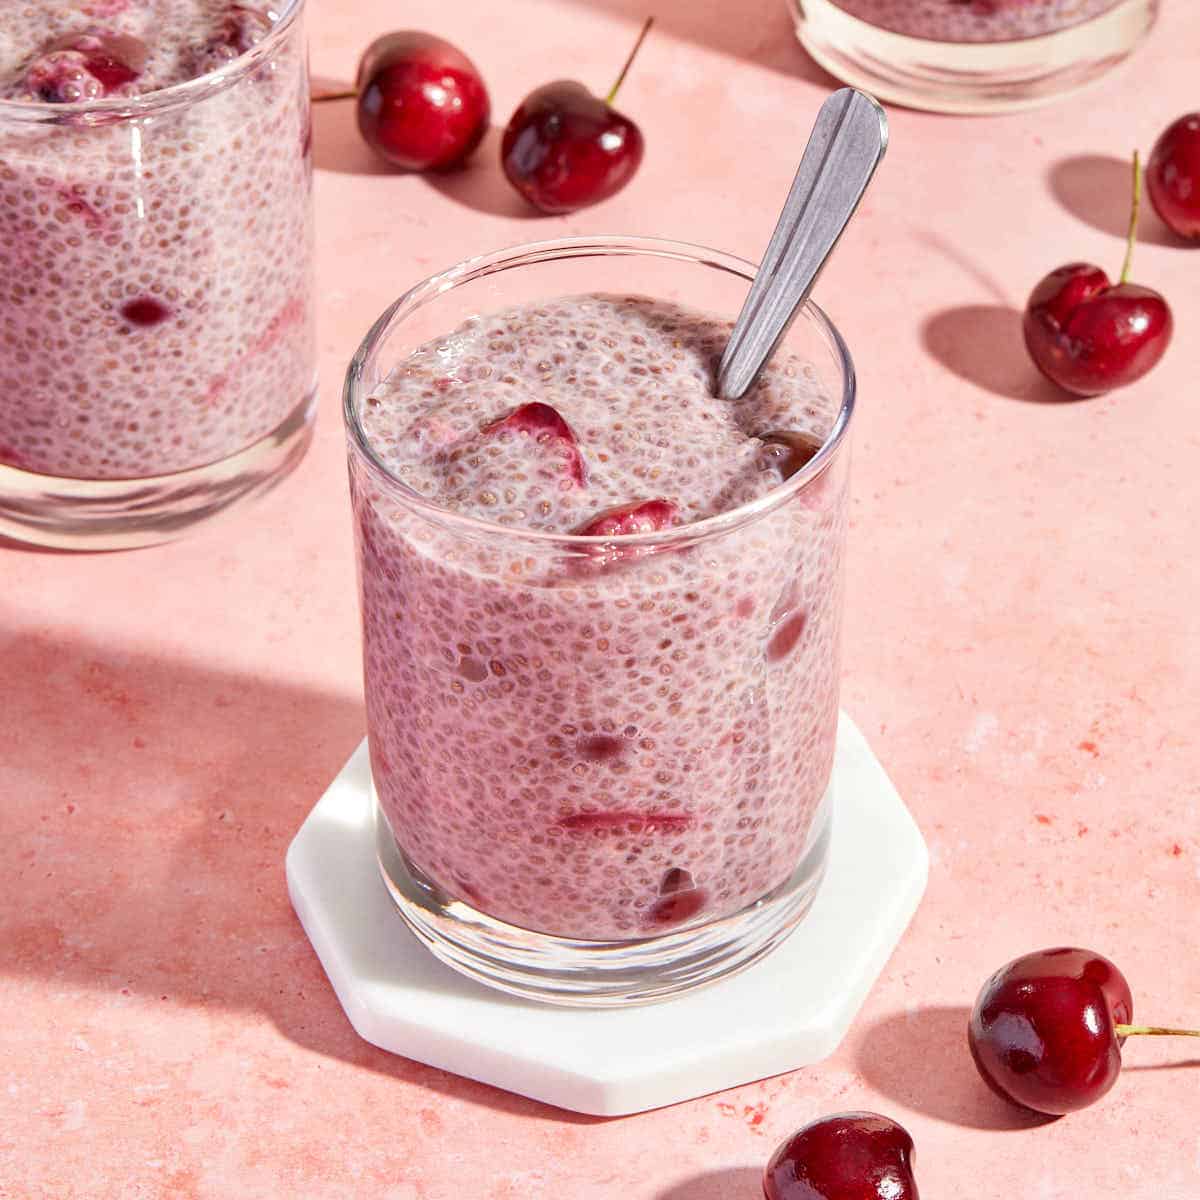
[760,430,823,480]
[571,498,678,574]
[764,1113,920,1200]
[190,5,273,75]
[25,32,147,102]
[355,32,490,171]
[483,401,587,487]
[120,297,171,327]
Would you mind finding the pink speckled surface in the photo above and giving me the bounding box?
[3,1,1199,1196]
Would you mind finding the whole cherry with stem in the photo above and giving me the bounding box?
[1023,151,1172,397]
[969,946,1200,1117]
[500,17,652,214]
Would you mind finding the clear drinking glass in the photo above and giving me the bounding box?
[343,237,855,1006]
[0,0,315,550]
[792,0,1158,114]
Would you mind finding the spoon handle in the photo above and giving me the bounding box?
[717,88,888,401]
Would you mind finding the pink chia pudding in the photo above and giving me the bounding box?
[827,0,1124,42]
[349,294,848,942]
[0,0,313,480]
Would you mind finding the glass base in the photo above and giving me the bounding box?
[374,789,834,1008]
[794,0,1156,114]
[0,386,317,551]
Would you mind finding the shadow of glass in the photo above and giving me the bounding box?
[657,1165,762,1200]
[855,1005,1055,1131]
[921,304,1074,404]
[1048,154,1180,247]
[0,625,604,1122]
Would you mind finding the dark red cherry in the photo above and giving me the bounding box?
[1024,152,1172,397]
[482,401,586,486]
[1147,113,1200,240]
[500,19,651,214]
[355,32,490,171]
[969,947,1135,1115]
[1023,264,1171,397]
[25,32,147,101]
[764,1113,919,1200]
[501,81,643,214]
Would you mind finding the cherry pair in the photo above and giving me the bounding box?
[762,946,1198,1199]
[1024,112,1200,399]
[345,23,650,214]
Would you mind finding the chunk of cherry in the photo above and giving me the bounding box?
[1147,113,1200,240]
[501,18,651,214]
[571,498,679,574]
[1024,153,1172,397]
[764,1113,920,1200]
[24,32,147,102]
[483,401,586,486]
[969,946,1200,1116]
[354,32,490,171]
[190,5,273,76]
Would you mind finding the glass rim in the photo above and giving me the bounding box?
[0,0,303,124]
[343,234,857,548]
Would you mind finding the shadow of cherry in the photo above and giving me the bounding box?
[423,127,544,220]
[656,1166,763,1200]
[856,1006,1055,1131]
[921,304,1075,404]
[1048,154,1181,248]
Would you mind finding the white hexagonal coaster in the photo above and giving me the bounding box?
[286,711,927,1116]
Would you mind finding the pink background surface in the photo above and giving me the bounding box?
[4,1,1199,1196]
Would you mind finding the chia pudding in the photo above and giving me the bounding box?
[349,294,848,942]
[0,0,313,480]
[826,0,1124,42]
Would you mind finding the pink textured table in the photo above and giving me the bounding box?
[4,1,1199,1196]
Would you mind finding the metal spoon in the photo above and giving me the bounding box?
[717,88,888,401]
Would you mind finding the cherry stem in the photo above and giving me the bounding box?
[1115,1025,1200,1038]
[1119,149,1142,286]
[312,87,357,103]
[606,16,654,105]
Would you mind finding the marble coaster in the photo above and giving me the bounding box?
[286,712,928,1116]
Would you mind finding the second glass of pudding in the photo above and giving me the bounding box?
[791,0,1158,114]
[0,0,315,549]
[344,237,855,1005]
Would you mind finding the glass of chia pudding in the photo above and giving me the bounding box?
[791,0,1158,114]
[343,237,855,1005]
[0,0,315,550]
